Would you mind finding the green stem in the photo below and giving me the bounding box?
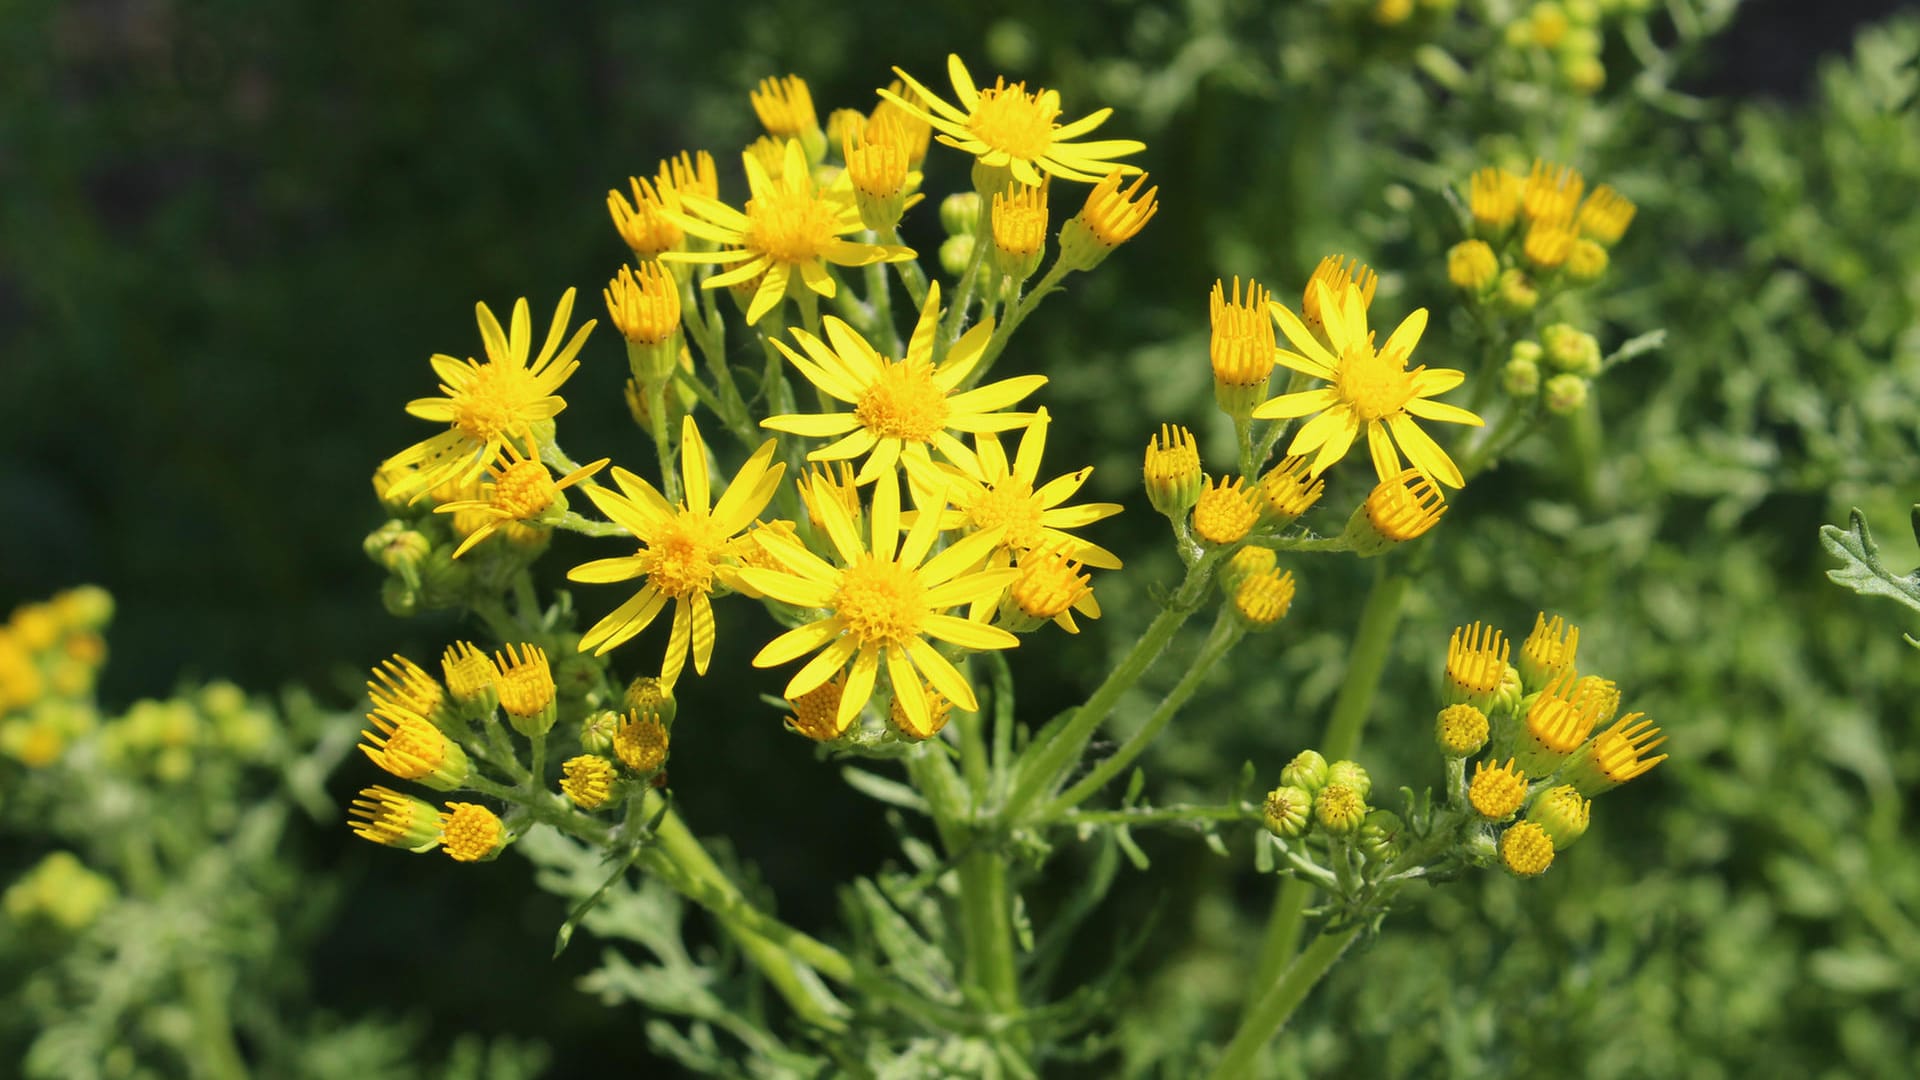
[1208,926,1363,1080]
[939,202,992,358]
[644,381,681,503]
[882,231,930,310]
[962,260,1070,391]
[1320,571,1410,762]
[1245,569,1409,996]
[863,254,901,354]
[1057,802,1257,828]
[906,747,1019,1016]
[1002,548,1226,825]
[1042,610,1245,818]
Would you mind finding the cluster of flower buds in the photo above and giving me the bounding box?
[367,440,607,618]
[1438,612,1666,877]
[349,638,657,865]
[1262,749,1406,867]
[1450,158,1635,311]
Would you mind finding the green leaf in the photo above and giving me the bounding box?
[1820,508,1920,618]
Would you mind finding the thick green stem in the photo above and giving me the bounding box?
[906,747,1020,1016]
[958,848,1020,1012]
[881,231,930,310]
[1002,549,1226,825]
[1245,569,1409,996]
[1042,609,1245,818]
[1208,926,1363,1080]
[1320,572,1411,762]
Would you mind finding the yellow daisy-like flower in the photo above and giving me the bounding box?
[763,282,1046,484]
[1251,281,1483,487]
[739,469,1021,736]
[661,139,913,326]
[568,416,786,687]
[383,290,596,498]
[907,406,1123,573]
[433,441,608,558]
[882,54,1145,187]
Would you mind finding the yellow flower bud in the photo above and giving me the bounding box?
[439,802,508,863]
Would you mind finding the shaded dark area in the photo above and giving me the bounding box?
[2,0,1910,1073]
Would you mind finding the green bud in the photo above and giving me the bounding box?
[380,576,418,618]
[1542,323,1602,376]
[580,709,621,756]
[554,652,601,702]
[1528,785,1591,849]
[1280,749,1330,794]
[1495,268,1538,314]
[416,547,472,608]
[1326,760,1372,801]
[1503,356,1540,397]
[1543,373,1589,415]
[939,234,976,278]
[1435,703,1490,757]
[624,676,678,728]
[1358,809,1404,863]
[1511,339,1543,365]
[1262,785,1313,839]
[940,192,983,235]
[1313,782,1368,835]
[1493,663,1525,716]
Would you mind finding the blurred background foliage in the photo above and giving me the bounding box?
[5,0,1919,1075]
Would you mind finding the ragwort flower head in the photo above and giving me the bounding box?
[1252,281,1483,488]
[569,417,785,688]
[663,139,912,326]
[882,54,1145,188]
[740,470,1020,738]
[384,291,595,499]
[434,441,608,559]
[763,282,1045,484]
[906,406,1123,576]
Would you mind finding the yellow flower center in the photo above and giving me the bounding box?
[743,187,839,264]
[1334,343,1415,422]
[452,363,543,442]
[1469,759,1528,820]
[440,803,503,863]
[787,678,847,742]
[969,80,1059,161]
[834,555,927,646]
[491,460,558,519]
[968,480,1045,550]
[647,512,724,598]
[560,755,616,810]
[613,713,669,773]
[1499,821,1555,877]
[1011,549,1088,620]
[855,360,950,442]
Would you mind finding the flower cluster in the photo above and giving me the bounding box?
[0,587,112,768]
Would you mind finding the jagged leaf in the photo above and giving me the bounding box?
[1820,508,1920,616]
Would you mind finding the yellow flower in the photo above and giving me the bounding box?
[366,654,445,721]
[383,290,596,498]
[560,755,617,810]
[1519,612,1580,689]
[1251,281,1482,487]
[360,704,469,790]
[1192,476,1258,545]
[1005,545,1100,633]
[662,139,913,326]
[740,469,1021,736]
[434,441,608,558]
[785,677,850,742]
[1444,621,1509,708]
[1576,184,1637,245]
[612,710,670,773]
[349,786,442,850]
[763,282,1046,484]
[493,643,557,736]
[906,406,1123,579]
[439,802,507,863]
[1499,820,1555,877]
[1565,713,1667,795]
[1302,255,1377,338]
[882,54,1145,187]
[1468,758,1528,821]
[1057,170,1158,270]
[751,74,821,147]
[570,417,785,687]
